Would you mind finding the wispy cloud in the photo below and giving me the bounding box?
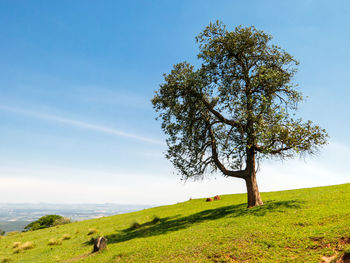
[0,105,164,145]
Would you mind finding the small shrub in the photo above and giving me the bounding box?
[62,234,71,240]
[87,228,97,235]
[48,238,62,246]
[20,242,34,250]
[12,242,21,249]
[130,221,141,230]
[0,229,5,236]
[53,217,71,226]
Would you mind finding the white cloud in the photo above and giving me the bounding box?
[0,105,164,145]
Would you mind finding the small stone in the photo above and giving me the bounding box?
[93,236,107,252]
[214,195,221,200]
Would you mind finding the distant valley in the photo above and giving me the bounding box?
[0,203,152,232]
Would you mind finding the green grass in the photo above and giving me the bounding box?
[0,183,349,262]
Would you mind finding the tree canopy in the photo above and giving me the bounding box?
[152,21,328,207]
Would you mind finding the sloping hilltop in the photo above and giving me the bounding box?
[0,183,349,263]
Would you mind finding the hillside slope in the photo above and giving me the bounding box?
[1,183,350,262]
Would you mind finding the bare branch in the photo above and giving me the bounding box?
[207,121,247,179]
[202,98,242,129]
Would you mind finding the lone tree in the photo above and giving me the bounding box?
[152,21,328,207]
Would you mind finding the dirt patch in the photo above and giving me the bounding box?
[309,236,331,250]
[321,254,337,263]
[320,237,350,263]
[310,236,324,242]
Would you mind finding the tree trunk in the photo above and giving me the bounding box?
[245,170,263,208]
[245,148,263,208]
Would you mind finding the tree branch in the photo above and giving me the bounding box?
[207,121,247,179]
[255,144,292,154]
[201,98,244,133]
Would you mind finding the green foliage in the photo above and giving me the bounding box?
[152,21,328,182]
[24,215,70,231]
[0,184,349,262]
[0,229,5,236]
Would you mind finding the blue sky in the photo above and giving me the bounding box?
[0,0,349,204]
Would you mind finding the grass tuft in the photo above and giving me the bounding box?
[48,238,62,246]
[12,248,21,254]
[87,228,97,235]
[20,241,34,250]
[12,242,21,248]
[7,232,19,236]
[61,234,71,240]
[0,257,11,263]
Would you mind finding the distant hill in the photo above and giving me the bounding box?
[0,183,349,262]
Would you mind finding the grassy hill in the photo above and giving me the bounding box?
[0,183,349,263]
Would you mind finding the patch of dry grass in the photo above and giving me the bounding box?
[12,242,21,248]
[62,234,71,240]
[7,232,19,236]
[11,241,34,253]
[20,241,34,250]
[87,228,97,235]
[48,238,62,246]
[0,257,11,263]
